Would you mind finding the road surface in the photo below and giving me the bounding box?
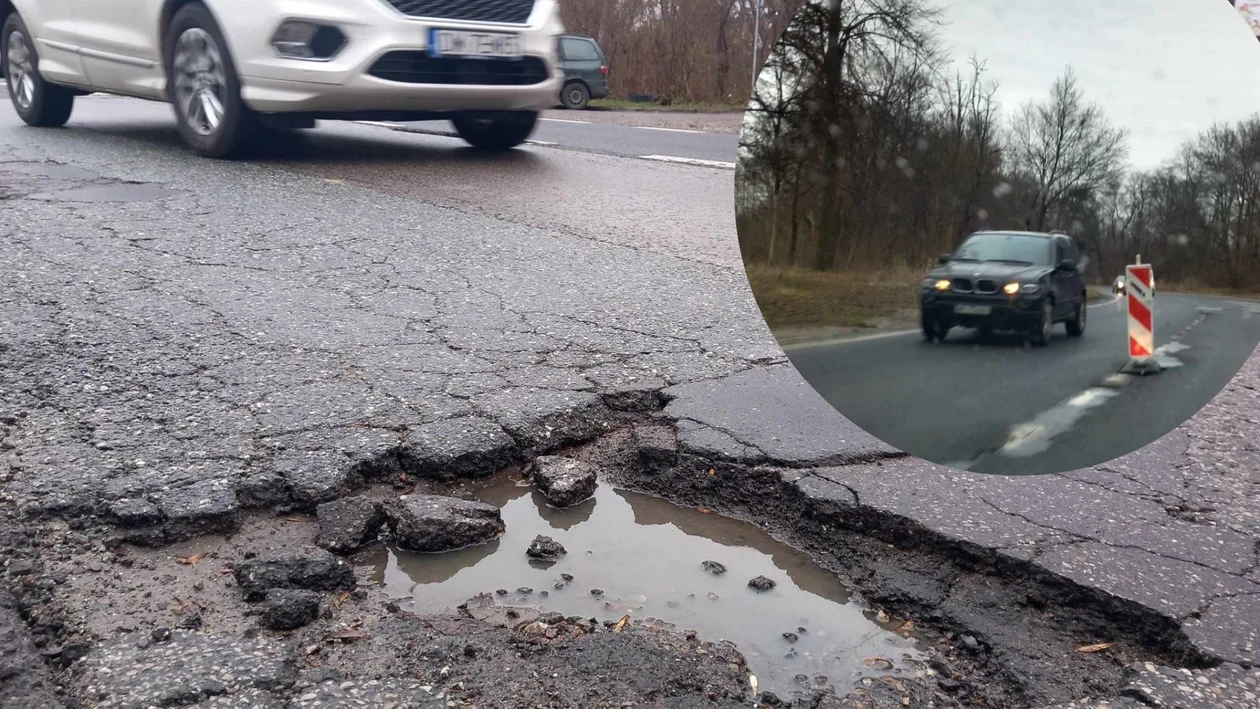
[391,114,740,166]
[3,92,1260,707]
[784,292,1260,474]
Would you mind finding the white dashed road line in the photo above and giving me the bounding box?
[637,126,705,134]
[540,118,588,124]
[638,155,736,170]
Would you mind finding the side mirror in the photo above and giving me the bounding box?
[1057,259,1077,272]
[938,253,951,264]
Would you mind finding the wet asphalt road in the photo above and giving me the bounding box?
[395,115,740,164]
[784,292,1260,475]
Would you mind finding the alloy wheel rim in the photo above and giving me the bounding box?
[568,88,583,105]
[6,31,36,110]
[172,28,227,137]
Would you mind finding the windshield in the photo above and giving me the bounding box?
[953,233,1053,266]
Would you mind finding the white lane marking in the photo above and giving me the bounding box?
[996,338,1192,460]
[997,387,1121,459]
[356,121,407,129]
[541,118,588,124]
[782,328,920,351]
[526,140,557,146]
[638,155,736,169]
[638,126,704,134]
[784,295,1124,351]
[1152,340,1189,369]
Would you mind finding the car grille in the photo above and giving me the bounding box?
[368,53,549,86]
[380,0,536,24]
[975,279,999,294]
[951,278,973,293]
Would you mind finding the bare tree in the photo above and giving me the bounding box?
[1007,68,1129,232]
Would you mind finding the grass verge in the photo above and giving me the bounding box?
[744,265,921,330]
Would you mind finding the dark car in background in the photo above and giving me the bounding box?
[920,230,1089,346]
[557,34,609,109]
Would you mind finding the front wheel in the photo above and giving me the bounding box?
[922,314,949,343]
[451,111,538,151]
[2,14,75,127]
[1065,300,1086,337]
[1028,299,1054,347]
[164,2,258,158]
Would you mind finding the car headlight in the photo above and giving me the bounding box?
[933,279,950,291]
[1020,284,1040,294]
[1003,282,1020,295]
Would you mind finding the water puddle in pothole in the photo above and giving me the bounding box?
[365,474,925,696]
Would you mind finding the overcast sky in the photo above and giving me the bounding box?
[936,0,1260,169]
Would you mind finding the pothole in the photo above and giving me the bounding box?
[28,183,183,203]
[367,471,926,697]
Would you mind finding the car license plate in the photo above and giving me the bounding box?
[955,305,991,315]
[429,29,522,58]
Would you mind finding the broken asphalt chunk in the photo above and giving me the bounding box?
[400,416,517,480]
[701,560,727,575]
[314,497,386,554]
[261,588,321,631]
[233,549,356,603]
[526,535,566,560]
[530,456,598,508]
[384,493,504,553]
[748,575,776,592]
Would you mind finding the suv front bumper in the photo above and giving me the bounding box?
[214,0,565,115]
[920,291,1046,330]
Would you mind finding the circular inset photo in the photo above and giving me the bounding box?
[737,0,1260,475]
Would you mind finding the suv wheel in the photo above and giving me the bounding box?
[561,82,590,110]
[1065,300,1086,337]
[164,2,258,158]
[452,111,538,151]
[2,14,75,127]
[1029,298,1054,347]
[921,315,949,343]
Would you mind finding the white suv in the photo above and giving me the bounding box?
[1,0,564,158]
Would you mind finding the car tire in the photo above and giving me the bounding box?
[921,315,948,343]
[452,111,538,151]
[163,2,259,159]
[2,14,75,127]
[1029,298,1054,347]
[1065,300,1086,337]
[561,82,590,110]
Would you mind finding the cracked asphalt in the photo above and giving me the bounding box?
[1,94,1259,707]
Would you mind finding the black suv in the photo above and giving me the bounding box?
[920,230,1088,346]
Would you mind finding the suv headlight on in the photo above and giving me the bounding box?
[923,278,950,291]
[1004,282,1040,295]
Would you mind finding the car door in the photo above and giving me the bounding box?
[10,0,88,86]
[75,0,164,98]
[559,37,603,92]
[1050,237,1079,318]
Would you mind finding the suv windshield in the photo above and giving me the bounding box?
[952,233,1052,266]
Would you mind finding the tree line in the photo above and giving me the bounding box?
[736,0,1260,290]
[558,0,809,104]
